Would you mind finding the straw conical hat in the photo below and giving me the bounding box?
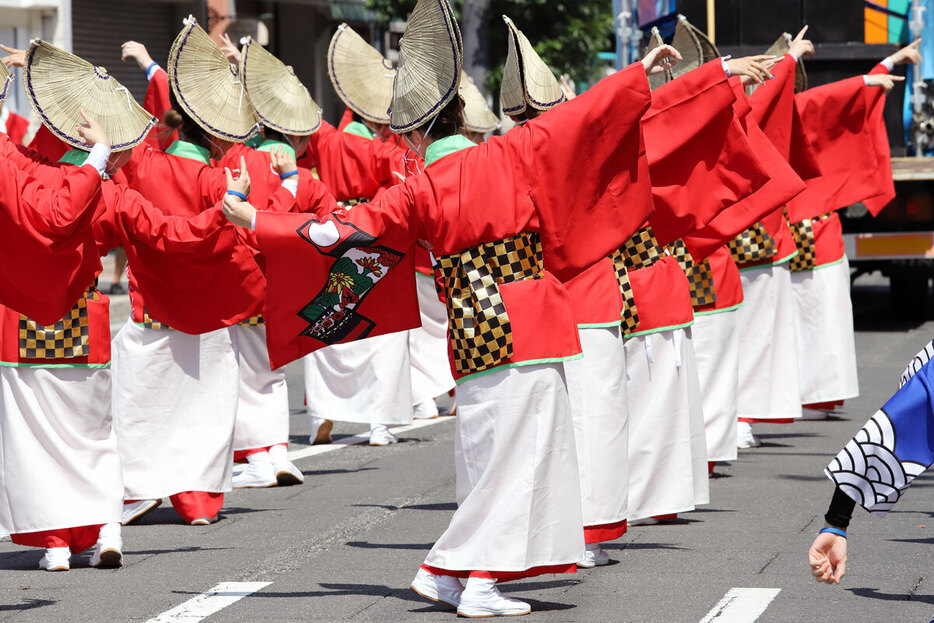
[460,72,499,134]
[670,15,704,79]
[500,16,564,115]
[643,27,672,91]
[241,38,320,136]
[22,40,156,151]
[688,21,720,63]
[763,33,807,93]
[168,17,261,142]
[0,61,12,106]
[390,0,463,134]
[328,24,395,124]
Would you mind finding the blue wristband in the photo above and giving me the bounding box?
[819,527,847,539]
[280,170,299,180]
[226,190,248,201]
[145,62,158,75]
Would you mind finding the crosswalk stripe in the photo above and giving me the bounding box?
[145,582,272,622]
[699,588,781,623]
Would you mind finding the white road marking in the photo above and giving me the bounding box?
[145,582,272,622]
[233,416,453,473]
[699,588,781,623]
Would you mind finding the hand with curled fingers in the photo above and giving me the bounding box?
[727,55,779,85]
[642,44,682,76]
[807,531,848,585]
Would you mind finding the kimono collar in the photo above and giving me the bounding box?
[257,138,296,161]
[343,121,375,140]
[425,134,476,167]
[165,140,211,164]
[58,149,89,166]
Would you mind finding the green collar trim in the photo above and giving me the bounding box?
[165,140,211,164]
[257,139,296,161]
[343,121,374,140]
[425,134,476,167]
[58,149,89,166]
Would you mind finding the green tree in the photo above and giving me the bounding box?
[367,0,614,96]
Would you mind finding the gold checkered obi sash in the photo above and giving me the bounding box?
[728,222,777,266]
[19,288,97,360]
[141,312,263,330]
[787,212,833,273]
[667,239,717,308]
[609,226,664,336]
[437,233,543,375]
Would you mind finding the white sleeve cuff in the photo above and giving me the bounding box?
[863,75,870,86]
[881,57,895,72]
[85,143,111,177]
[250,213,257,231]
[721,56,732,77]
[145,64,162,81]
[282,176,299,198]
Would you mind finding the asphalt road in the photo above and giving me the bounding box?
[2,272,934,622]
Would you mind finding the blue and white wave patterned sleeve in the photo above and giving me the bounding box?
[826,340,934,516]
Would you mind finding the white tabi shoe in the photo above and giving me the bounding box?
[736,421,761,449]
[369,424,398,446]
[308,416,333,445]
[232,451,277,489]
[413,399,440,420]
[800,407,830,421]
[269,444,304,486]
[190,515,218,526]
[121,499,162,525]
[457,577,531,618]
[38,547,70,572]
[577,543,611,568]
[90,523,123,568]
[409,567,464,609]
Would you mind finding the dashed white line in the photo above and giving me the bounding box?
[699,588,781,623]
[145,582,272,622]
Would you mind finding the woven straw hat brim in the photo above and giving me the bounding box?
[671,16,703,79]
[644,28,672,91]
[0,62,12,106]
[460,72,499,133]
[502,17,564,113]
[500,17,525,115]
[168,19,261,142]
[390,0,463,134]
[241,39,320,136]
[23,40,156,151]
[328,24,395,124]
[688,22,720,63]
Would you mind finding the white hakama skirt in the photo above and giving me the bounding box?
[423,363,584,572]
[409,274,456,405]
[563,326,629,533]
[625,328,709,521]
[693,310,740,462]
[232,325,290,451]
[791,257,859,404]
[304,332,413,425]
[0,367,122,535]
[111,321,238,499]
[736,264,801,420]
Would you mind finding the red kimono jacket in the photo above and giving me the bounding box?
[0,153,103,326]
[256,63,656,373]
[2,107,29,145]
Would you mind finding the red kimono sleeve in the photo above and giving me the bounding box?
[0,160,103,324]
[644,60,773,247]
[143,68,176,151]
[4,110,29,145]
[26,124,69,162]
[747,54,797,158]
[516,62,656,282]
[305,120,386,201]
[786,77,893,218]
[255,184,420,369]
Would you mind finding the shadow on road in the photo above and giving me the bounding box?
[0,599,55,613]
[847,587,934,605]
[345,541,433,550]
